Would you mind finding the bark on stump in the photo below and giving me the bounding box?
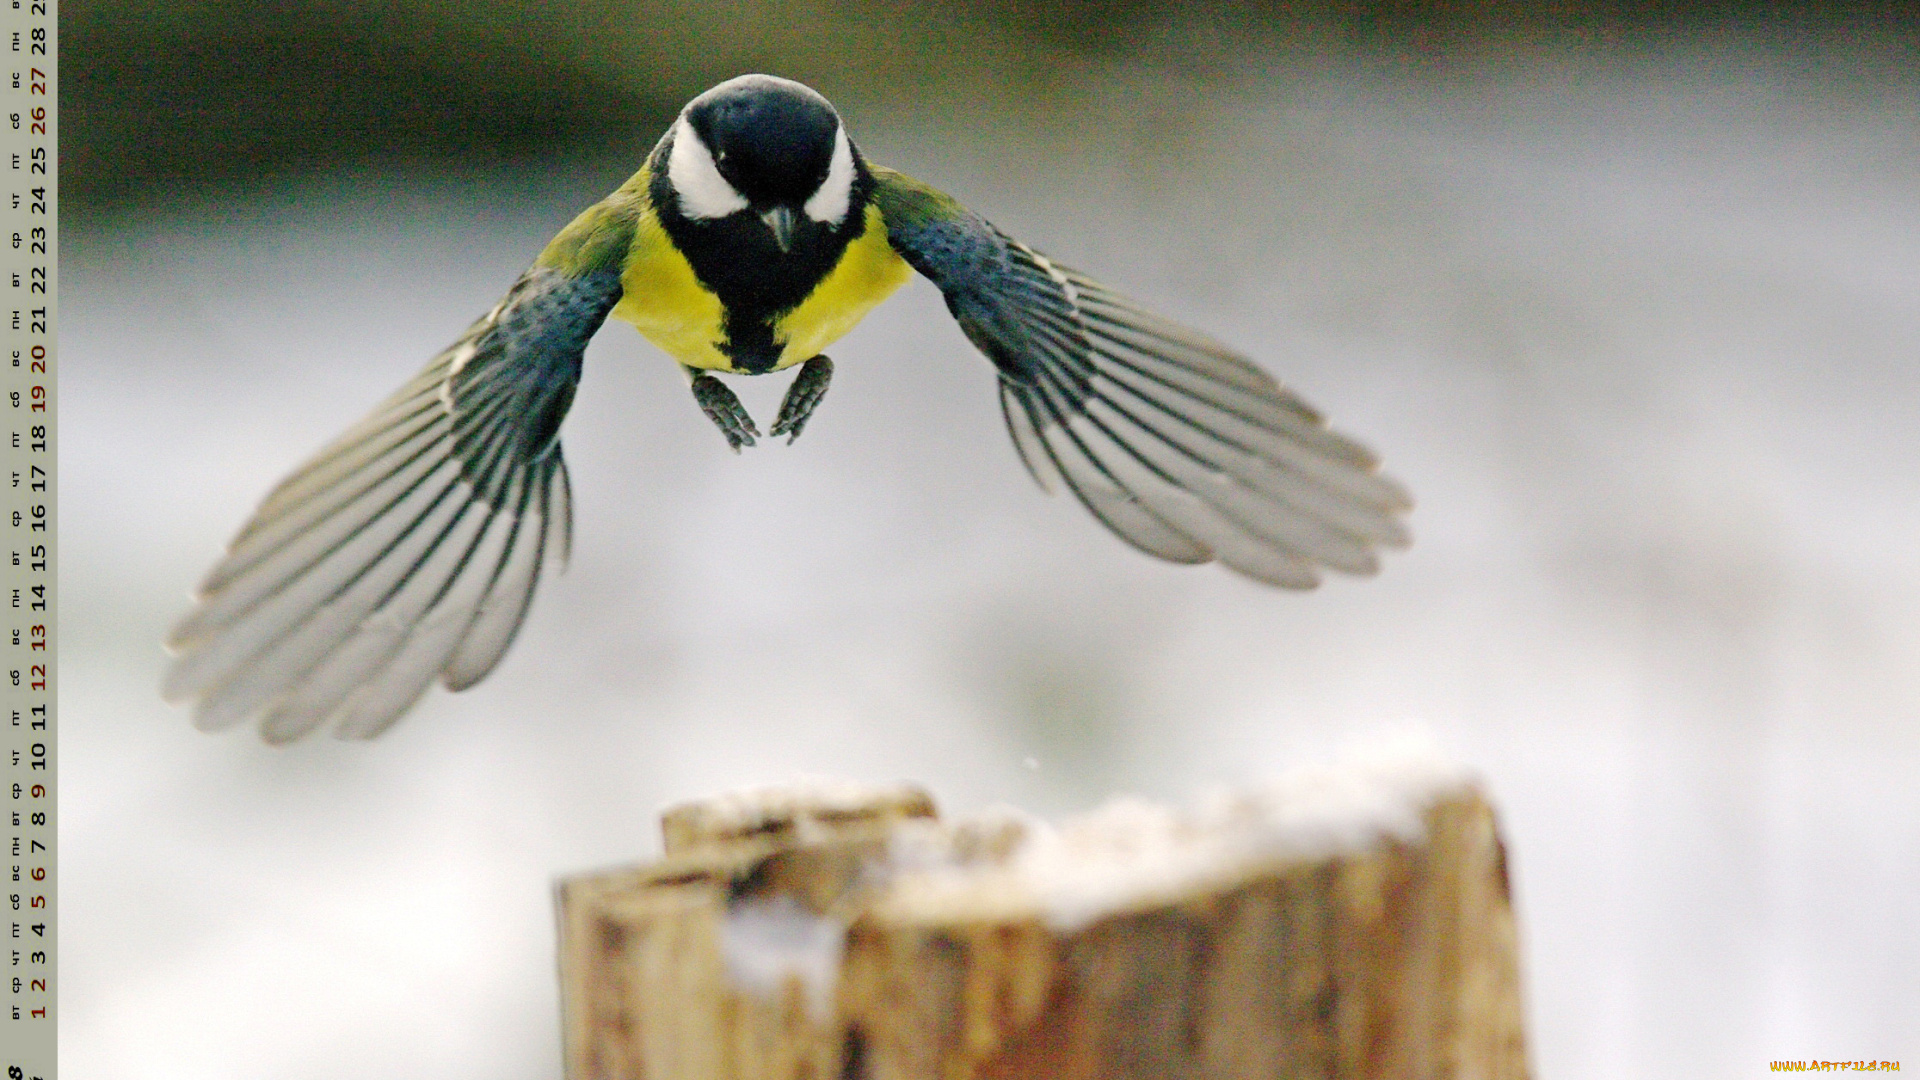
[557,764,1528,1080]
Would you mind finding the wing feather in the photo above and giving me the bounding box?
[164,266,620,741]
[872,166,1409,586]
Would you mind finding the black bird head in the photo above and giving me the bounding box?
[666,74,856,251]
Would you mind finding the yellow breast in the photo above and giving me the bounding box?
[612,210,734,370]
[612,202,910,374]
[769,204,912,370]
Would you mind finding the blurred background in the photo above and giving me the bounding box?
[61,1,1919,1076]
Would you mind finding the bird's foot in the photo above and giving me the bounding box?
[689,371,760,452]
[770,356,833,444]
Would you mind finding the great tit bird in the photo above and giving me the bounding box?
[164,74,1412,744]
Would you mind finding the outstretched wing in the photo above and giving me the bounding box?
[163,266,623,743]
[869,166,1411,587]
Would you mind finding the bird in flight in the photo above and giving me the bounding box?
[164,74,1412,743]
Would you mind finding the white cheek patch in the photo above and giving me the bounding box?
[668,117,749,220]
[803,125,854,225]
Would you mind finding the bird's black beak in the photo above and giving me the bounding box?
[759,205,798,252]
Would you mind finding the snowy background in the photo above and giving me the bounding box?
[62,32,1919,1080]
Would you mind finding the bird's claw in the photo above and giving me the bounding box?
[770,356,833,444]
[689,371,760,452]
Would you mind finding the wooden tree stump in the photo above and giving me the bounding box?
[556,754,1529,1080]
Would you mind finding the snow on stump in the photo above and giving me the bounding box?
[555,750,1528,1080]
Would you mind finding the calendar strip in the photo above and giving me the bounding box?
[1,0,55,1075]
